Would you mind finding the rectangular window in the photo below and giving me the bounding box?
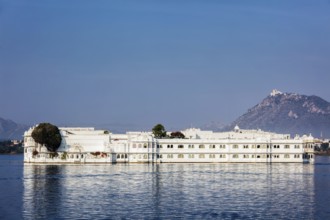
[219,154,226,158]
[209,154,215,158]
[199,144,205,149]
[167,154,173,158]
[294,145,300,149]
[233,145,238,149]
[188,154,194,158]
[243,145,249,149]
[243,154,249,158]
[284,145,290,149]
[199,154,205,158]
[233,154,239,158]
[178,154,184,158]
[209,145,216,149]
[178,145,184,149]
[188,145,194,149]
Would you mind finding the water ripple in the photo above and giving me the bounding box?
[2,155,330,219]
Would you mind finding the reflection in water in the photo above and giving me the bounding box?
[314,156,330,219]
[23,165,64,219]
[23,162,318,219]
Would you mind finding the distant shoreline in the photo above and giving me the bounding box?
[0,152,23,155]
[314,152,330,156]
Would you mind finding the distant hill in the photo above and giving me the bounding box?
[0,117,29,140]
[220,90,330,138]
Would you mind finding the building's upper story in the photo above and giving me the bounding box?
[24,125,315,152]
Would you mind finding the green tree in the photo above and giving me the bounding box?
[31,123,62,152]
[152,124,167,138]
[170,131,185,139]
[321,142,329,151]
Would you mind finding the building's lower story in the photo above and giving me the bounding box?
[24,152,315,164]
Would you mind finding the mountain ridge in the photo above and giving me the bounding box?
[219,90,330,138]
[0,117,29,140]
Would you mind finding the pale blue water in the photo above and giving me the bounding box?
[1,155,330,219]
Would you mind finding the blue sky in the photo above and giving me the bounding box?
[1,0,330,132]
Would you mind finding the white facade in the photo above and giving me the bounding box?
[23,126,315,164]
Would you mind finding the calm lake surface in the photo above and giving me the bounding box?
[1,155,330,219]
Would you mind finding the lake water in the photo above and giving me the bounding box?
[1,155,330,219]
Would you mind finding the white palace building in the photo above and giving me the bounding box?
[23,125,315,164]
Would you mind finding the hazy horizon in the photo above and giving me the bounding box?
[1,0,330,132]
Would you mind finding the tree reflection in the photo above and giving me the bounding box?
[23,165,64,219]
